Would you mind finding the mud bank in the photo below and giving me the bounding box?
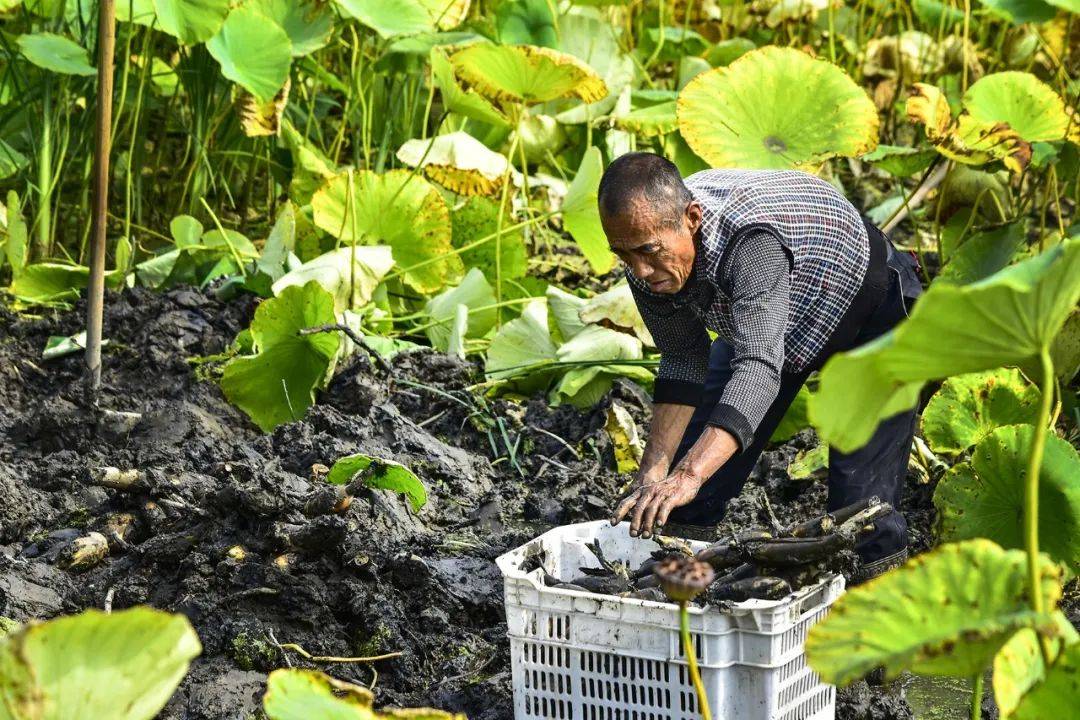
[0,287,934,719]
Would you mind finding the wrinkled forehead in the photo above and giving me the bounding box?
[600,196,672,240]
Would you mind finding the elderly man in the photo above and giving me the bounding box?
[602,152,922,580]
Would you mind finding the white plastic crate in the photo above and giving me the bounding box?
[496,520,845,720]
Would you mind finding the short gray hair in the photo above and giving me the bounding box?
[597,152,693,228]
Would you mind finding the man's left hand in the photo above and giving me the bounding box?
[610,470,703,538]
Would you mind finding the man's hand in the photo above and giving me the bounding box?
[610,470,703,538]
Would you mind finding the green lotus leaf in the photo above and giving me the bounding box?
[279,118,338,204]
[787,443,828,480]
[934,425,1080,572]
[264,669,373,719]
[170,214,203,247]
[579,280,654,346]
[810,239,1080,453]
[546,287,589,346]
[333,0,469,38]
[220,281,340,432]
[513,114,567,163]
[993,616,1079,718]
[936,166,1012,223]
[921,368,1041,454]
[976,0,1059,25]
[450,44,608,105]
[615,101,677,137]
[937,221,1026,285]
[642,26,708,63]
[0,607,201,720]
[430,47,509,128]
[913,0,967,26]
[245,0,332,56]
[272,246,394,313]
[424,267,497,352]
[1050,310,1080,382]
[8,262,89,307]
[16,33,95,75]
[311,170,460,294]
[860,144,937,178]
[551,364,654,408]
[704,37,756,67]
[496,0,556,47]
[396,131,511,196]
[0,139,28,180]
[485,299,558,390]
[3,191,28,279]
[677,46,879,169]
[557,323,643,365]
[552,8,635,124]
[562,147,615,274]
[116,0,157,26]
[326,454,427,512]
[449,196,526,285]
[771,384,812,443]
[153,0,230,44]
[805,539,1063,686]
[1005,637,1080,719]
[963,72,1073,144]
[207,6,292,102]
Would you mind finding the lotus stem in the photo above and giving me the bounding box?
[969,673,982,720]
[1025,347,1055,664]
[678,601,711,720]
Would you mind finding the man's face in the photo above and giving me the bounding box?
[601,197,702,294]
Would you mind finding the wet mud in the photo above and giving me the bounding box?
[0,286,941,718]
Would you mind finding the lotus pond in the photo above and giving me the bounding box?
[0,0,1078,718]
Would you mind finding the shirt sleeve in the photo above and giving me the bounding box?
[707,230,791,451]
[625,270,711,407]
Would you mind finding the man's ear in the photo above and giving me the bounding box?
[685,200,703,234]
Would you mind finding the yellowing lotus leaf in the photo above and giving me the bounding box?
[333,0,469,37]
[311,170,461,293]
[765,0,830,27]
[239,78,290,137]
[579,280,655,347]
[450,44,608,105]
[396,131,511,196]
[430,47,509,127]
[963,71,1073,143]
[906,82,952,141]
[677,46,879,169]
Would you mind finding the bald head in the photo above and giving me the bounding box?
[597,152,693,228]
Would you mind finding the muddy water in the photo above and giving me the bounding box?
[903,674,976,720]
[0,286,947,719]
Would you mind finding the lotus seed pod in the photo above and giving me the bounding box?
[653,556,715,603]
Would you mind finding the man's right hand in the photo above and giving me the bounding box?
[610,469,703,538]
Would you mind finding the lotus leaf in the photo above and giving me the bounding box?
[449,196,527,285]
[545,286,588,342]
[787,443,828,480]
[562,147,615,274]
[239,80,290,138]
[963,72,1074,143]
[606,401,644,474]
[153,0,230,44]
[705,38,756,67]
[936,221,1026,285]
[0,607,201,720]
[993,614,1080,717]
[977,0,1059,24]
[333,0,469,37]
[325,454,427,512]
[771,384,811,442]
[220,282,340,432]
[555,324,643,367]
[280,119,338,204]
[615,101,677,137]
[424,267,497,352]
[311,170,460,294]
[3,192,27,278]
[552,8,634,124]
[0,139,28,181]
[810,239,1080,453]
[677,47,879,169]
[264,668,464,719]
[907,83,1030,172]
[921,368,1041,453]
[207,6,292,102]
[766,0,831,26]
[642,27,708,63]
[430,48,509,128]
[171,214,204,247]
[552,364,654,408]
[513,114,567,163]
[1007,636,1080,718]
[246,0,332,57]
[485,299,558,387]
[579,281,654,346]
[862,32,942,79]
[116,0,157,26]
[860,144,937,178]
[16,33,95,76]
[8,263,89,307]
[272,246,394,313]
[805,539,1063,686]
[496,0,556,47]
[934,425,1080,572]
[396,132,511,196]
[1051,310,1080,382]
[450,44,608,105]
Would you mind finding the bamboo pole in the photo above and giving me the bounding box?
[85,0,116,398]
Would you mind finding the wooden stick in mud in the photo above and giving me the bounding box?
[84,0,116,398]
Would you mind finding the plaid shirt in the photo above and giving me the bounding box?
[626,169,870,449]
